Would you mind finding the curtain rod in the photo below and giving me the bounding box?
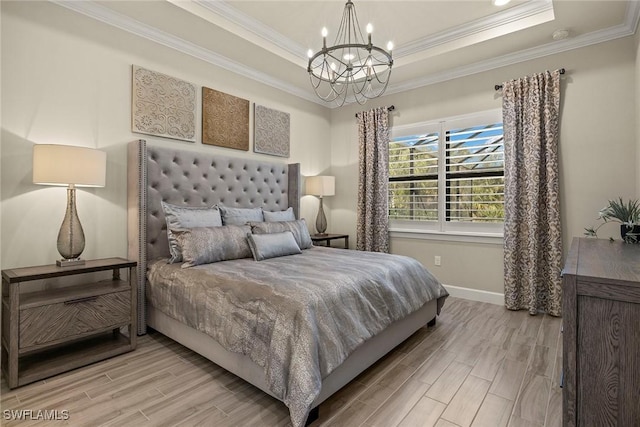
[494,68,565,91]
[355,105,395,118]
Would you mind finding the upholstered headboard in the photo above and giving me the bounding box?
[127,139,301,334]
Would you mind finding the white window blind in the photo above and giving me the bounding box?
[389,110,504,234]
[445,123,504,223]
[389,132,439,221]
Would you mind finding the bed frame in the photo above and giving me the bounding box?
[127,139,437,422]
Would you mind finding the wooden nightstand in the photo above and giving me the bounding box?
[311,233,350,249]
[1,258,137,389]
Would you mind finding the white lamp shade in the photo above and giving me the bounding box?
[33,144,106,187]
[305,176,335,197]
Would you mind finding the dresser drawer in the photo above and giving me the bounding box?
[19,291,131,349]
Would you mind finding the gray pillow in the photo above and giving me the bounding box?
[161,202,222,263]
[263,207,296,222]
[250,219,313,250]
[173,225,252,268]
[219,206,264,225]
[247,231,302,261]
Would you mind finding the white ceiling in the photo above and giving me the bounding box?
[58,0,640,106]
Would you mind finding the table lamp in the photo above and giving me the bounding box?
[305,176,335,236]
[33,144,106,267]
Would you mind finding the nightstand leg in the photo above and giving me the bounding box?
[8,282,20,388]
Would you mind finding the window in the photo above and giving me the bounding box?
[389,110,504,236]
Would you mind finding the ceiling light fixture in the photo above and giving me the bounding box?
[492,0,511,6]
[307,1,393,106]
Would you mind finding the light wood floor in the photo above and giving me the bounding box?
[1,297,563,427]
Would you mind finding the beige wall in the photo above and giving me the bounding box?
[0,1,332,269]
[636,29,640,198]
[330,37,638,295]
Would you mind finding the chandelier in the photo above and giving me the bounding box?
[307,1,393,106]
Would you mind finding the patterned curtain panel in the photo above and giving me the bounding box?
[502,70,563,316]
[356,107,390,253]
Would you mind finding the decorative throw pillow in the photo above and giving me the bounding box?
[246,231,302,261]
[219,206,264,225]
[262,207,296,222]
[173,225,252,268]
[161,202,222,263]
[250,219,313,250]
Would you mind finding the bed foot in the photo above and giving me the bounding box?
[427,317,436,327]
[305,406,319,426]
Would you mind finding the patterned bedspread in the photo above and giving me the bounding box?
[147,246,448,427]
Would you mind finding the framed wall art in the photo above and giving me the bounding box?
[253,104,290,158]
[202,87,249,151]
[131,65,196,142]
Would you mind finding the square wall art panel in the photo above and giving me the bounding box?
[131,65,196,142]
[202,87,249,151]
[254,104,290,157]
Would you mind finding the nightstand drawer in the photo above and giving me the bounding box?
[19,290,131,350]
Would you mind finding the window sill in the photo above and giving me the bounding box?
[389,229,504,245]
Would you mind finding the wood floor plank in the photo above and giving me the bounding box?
[363,379,431,427]
[536,315,561,349]
[99,409,151,426]
[470,345,507,381]
[435,419,462,427]
[489,359,528,400]
[506,341,533,363]
[317,379,367,420]
[174,405,228,427]
[470,393,514,427]
[319,399,375,427]
[357,383,397,408]
[425,361,472,404]
[516,315,544,344]
[398,396,446,427]
[511,372,551,424]
[529,345,555,378]
[412,348,456,385]
[508,416,543,427]
[377,360,419,391]
[440,374,491,427]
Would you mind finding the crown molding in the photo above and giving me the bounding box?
[48,0,640,109]
[194,0,308,65]
[49,0,324,106]
[385,13,640,98]
[395,0,554,60]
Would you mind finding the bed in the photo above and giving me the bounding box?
[127,139,448,426]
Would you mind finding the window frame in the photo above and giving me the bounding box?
[389,109,504,240]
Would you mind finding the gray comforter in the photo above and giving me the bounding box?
[147,246,448,427]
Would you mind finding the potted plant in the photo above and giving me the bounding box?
[584,197,640,243]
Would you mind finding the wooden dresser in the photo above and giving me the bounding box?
[562,237,640,426]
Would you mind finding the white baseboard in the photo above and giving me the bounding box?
[442,284,504,306]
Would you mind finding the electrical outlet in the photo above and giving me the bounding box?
[434,256,441,266]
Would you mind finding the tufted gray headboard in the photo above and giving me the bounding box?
[127,139,300,334]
